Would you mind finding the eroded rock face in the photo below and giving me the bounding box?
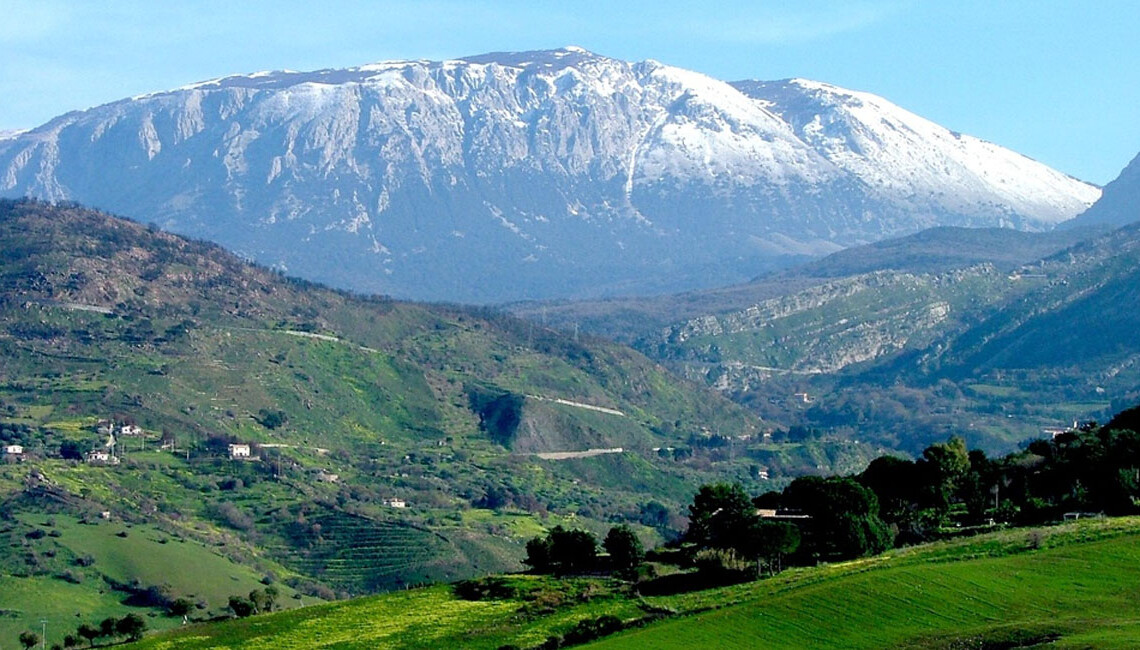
[0,48,1098,302]
[661,265,1005,390]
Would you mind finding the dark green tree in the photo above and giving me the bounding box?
[783,476,893,561]
[249,589,266,614]
[523,535,553,573]
[603,525,644,575]
[256,409,287,430]
[686,483,757,550]
[115,614,146,642]
[99,616,117,639]
[919,436,970,511]
[19,630,38,650]
[742,520,801,575]
[168,597,194,617]
[77,624,99,647]
[548,526,598,573]
[264,585,280,611]
[228,595,255,617]
[59,440,84,460]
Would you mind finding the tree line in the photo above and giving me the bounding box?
[517,404,1140,588]
[523,524,645,578]
[685,404,1140,573]
[19,614,146,650]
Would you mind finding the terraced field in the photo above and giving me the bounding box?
[276,511,458,594]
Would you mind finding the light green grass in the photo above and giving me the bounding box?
[26,515,284,608]
[130,580,643,650]
[0,574,168,646]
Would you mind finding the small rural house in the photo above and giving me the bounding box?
[85,449,119,465]
[3,444,24,456]
[228,443,252,459]
[382,497,407,509]
[119,424,143,436]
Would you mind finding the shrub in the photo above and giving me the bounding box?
[453,576,517,601]
[228,595,254,617]
[115,614,146,641]
[563,615,624,644]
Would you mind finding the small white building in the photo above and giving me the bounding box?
[85,449,119,465]
[228,443,252,459]
[382,497,407,509]
[3,444,24,456]
[119,424,143,436]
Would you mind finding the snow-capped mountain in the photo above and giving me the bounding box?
[0,47,1099,302]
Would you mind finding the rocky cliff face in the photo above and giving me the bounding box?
[0,48,1099,302]
[656,265,1009,390]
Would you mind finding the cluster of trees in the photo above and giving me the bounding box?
[227,587,280,617]
[23,614,147,649]
[854,408,1140,543]
[684,483,804,573]
[524,525,645,577]
[681,405,1140,575]
[686,477,892,573]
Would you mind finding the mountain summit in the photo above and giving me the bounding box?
[0,48,1099,302]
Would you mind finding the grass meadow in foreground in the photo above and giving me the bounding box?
[129,518,1140,649]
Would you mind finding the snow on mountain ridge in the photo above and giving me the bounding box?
[733,78,1098,226]
[0,48,1100,302]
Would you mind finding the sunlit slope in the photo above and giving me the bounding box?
[590,523,1140,649]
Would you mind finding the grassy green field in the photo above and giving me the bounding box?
[126,518,1140,649]
[0,513,315,646]
[590,519,1140,649]
[129,577,647,650]
[16,514,307,607]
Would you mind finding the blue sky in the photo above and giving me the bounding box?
[2,0,1136,184]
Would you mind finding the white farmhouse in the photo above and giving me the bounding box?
[119,424,143,436]
[85,449,119,465]
[228,443,252,459]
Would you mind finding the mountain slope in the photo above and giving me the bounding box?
[1065,151,1140,229]
[913,219,1140,379]
[509,225,1096,344]
[0,48,1098,302]
[733,78,1096,227]
[653,217,1140,452]
[0,199,890,637]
